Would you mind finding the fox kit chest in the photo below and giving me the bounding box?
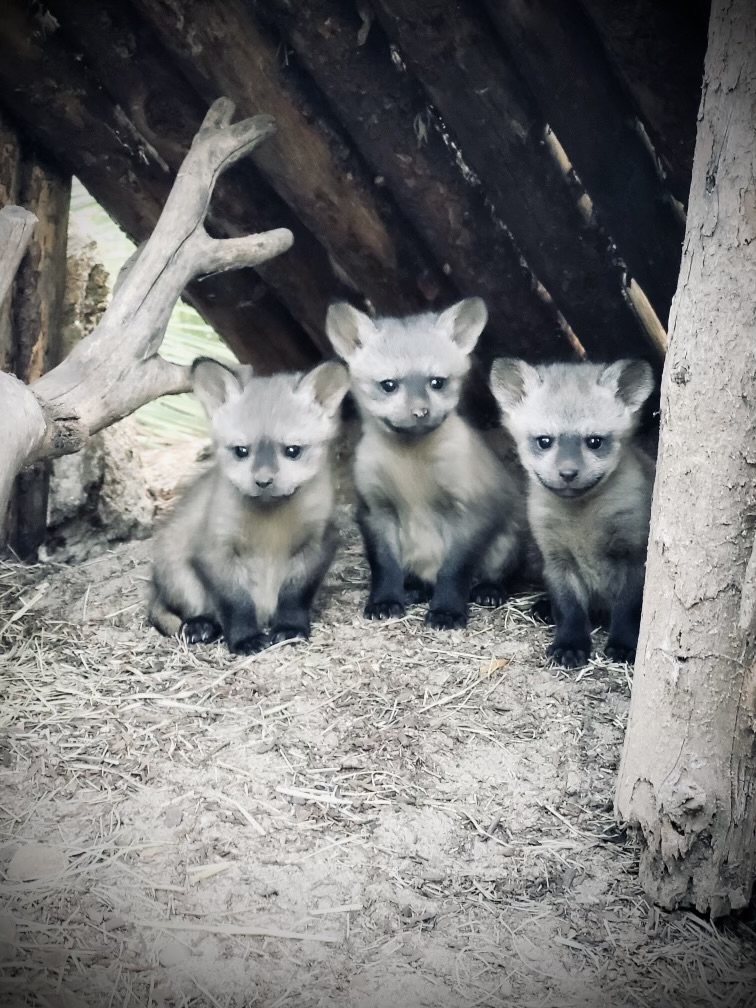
[221,503,310,623]
[357,432,463,581]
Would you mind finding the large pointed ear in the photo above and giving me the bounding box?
[191,357,244,417]
[437,297,488,354]
[325,302,376,359]
[598,359,655,412]
[489,357,540,415]
[299,361,351,418]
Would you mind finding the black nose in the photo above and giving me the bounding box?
[256,478,273,488]
[559,469,578,483]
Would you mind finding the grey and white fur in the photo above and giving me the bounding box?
[326,298,526,629]
[149,357,350,654]
[490,358,656,667]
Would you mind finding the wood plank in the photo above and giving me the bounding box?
[45,0,348,356]
[0,107,23,373]
[0,0,317,372]
[7,148,71,561]
[580,0,709,205]
[131,0,454,316]
[372,0,657,360]
[260,0,571,363]
[481,0,684,326]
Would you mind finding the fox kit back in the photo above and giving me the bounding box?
[491,357,655,667]
[327,298,525,630]
[149,358,350,654]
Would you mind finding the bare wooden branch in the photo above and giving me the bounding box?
[0,206,37,309]
[1,99,293,527]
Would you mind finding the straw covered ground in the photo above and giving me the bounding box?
[1,446,756,1008]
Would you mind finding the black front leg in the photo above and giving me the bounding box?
[426,533,485,630]
[193,558,267,655]
[605,561,645,664]
[270,532,335,645]
[545,572,592,669]
[217,589,267,655]
[357,499,405,620]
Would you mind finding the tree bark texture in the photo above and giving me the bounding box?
[260,0,571,363]
[481,0,684,326]
[131,0,453,315]
[616,0,756,918]
[0,2,312,370]
[44,0,343,358]
[0,107,22,373]
[580,0,710,207]
[6,148,71,560]
[371,0,657,360]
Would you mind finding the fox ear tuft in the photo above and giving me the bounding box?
[191,357,244,417]
[299,361,351,417]
[489,358,540,415]
[598,359,655,412]
[436,297,488,355]
[325,302,376,359]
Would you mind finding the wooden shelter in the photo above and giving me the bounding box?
[0,0,709,554]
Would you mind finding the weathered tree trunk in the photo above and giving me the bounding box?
[0,99,293,535]
[616,0,756,918]
[7,148,71,560]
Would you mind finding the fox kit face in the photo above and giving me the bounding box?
[326,299,488,436]
[490,359,654,499]
[192,358,349,502]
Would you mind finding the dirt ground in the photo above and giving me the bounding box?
[1,446,756,1008]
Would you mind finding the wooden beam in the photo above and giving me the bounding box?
[0,108,23,374]
[0,1,315,372]
[481,0,684,327]
[580,0,709,205]
[7,148,71,561]
[130,0,454,316]
[372,0,657,360]
[260,0,571,363]
[45,0,347,356]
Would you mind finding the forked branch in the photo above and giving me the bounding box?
[1,98,294,530]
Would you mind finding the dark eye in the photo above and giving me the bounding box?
[232,445,249,459]
[284,445,302,459]
[585,436,603,450]
[380,379,398,394]
[536,436,553,450]
[429,376,446,391]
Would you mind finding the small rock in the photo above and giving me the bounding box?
[158,939,190,967]
[6,842,69,882]
[164,807,183,828]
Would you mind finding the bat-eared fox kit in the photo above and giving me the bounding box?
[149,300,655,669]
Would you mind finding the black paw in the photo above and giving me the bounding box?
[531,597,553,625]
[364,599,405,620]
[269,624,309,645]
[470,582,506,607]
[180,616,221,645]
[547,641,591,669]
[228,633,268,656]
[425,608,468,630]
[604,642,636,664]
